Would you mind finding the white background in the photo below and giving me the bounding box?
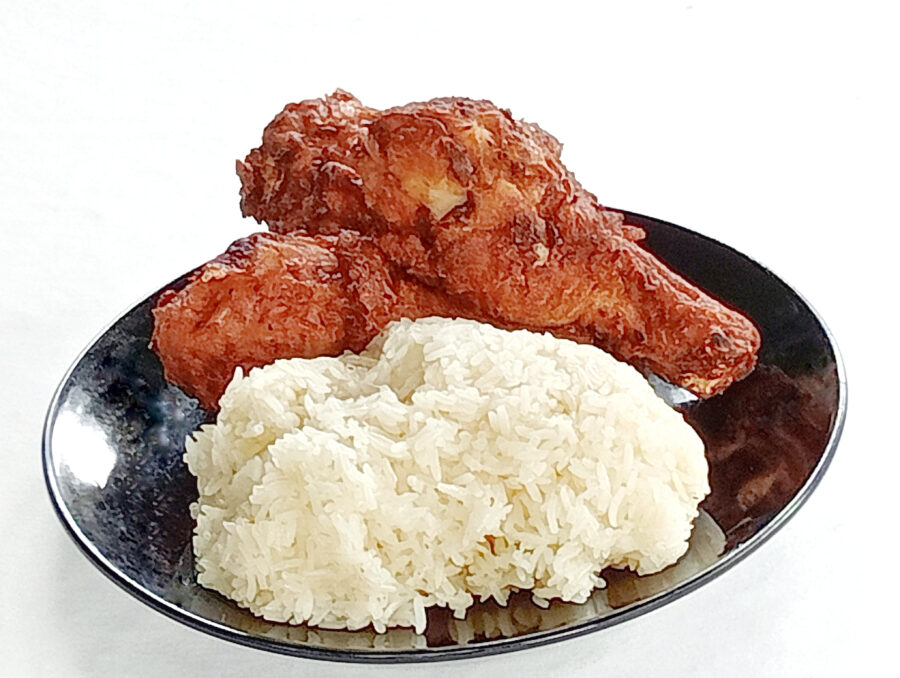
[1,1,896,675]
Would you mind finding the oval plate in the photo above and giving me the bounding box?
[43,212,846,662]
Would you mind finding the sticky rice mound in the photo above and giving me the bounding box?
[185,317,709,633]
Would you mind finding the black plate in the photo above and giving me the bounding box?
[42,212,846,662]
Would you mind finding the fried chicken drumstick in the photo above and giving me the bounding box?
[151,231,485,409]
[236,91,760,396]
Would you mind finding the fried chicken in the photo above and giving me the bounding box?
[151,231,480,410]
[237,91,760,396]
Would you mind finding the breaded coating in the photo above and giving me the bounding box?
[151,231,477,409]
[237,91,760,396]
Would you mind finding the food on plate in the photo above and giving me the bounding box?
[185,318,709,632]
[443,510,725,643]
[151,230,489,410]
[237,90,760,396]
[152,91,761,408]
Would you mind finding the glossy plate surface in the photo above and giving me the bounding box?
[43,212,846,662]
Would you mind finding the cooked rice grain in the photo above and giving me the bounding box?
[185,317,708,633]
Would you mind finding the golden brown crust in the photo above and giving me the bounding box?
[237,91,760,396]
[151,231,480,409]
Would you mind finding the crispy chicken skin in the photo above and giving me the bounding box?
[151,231,480,409]
[237,91,760,396]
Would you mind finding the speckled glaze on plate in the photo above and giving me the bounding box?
[42,212,846,662]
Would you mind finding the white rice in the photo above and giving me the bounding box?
[185,317,709,633]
